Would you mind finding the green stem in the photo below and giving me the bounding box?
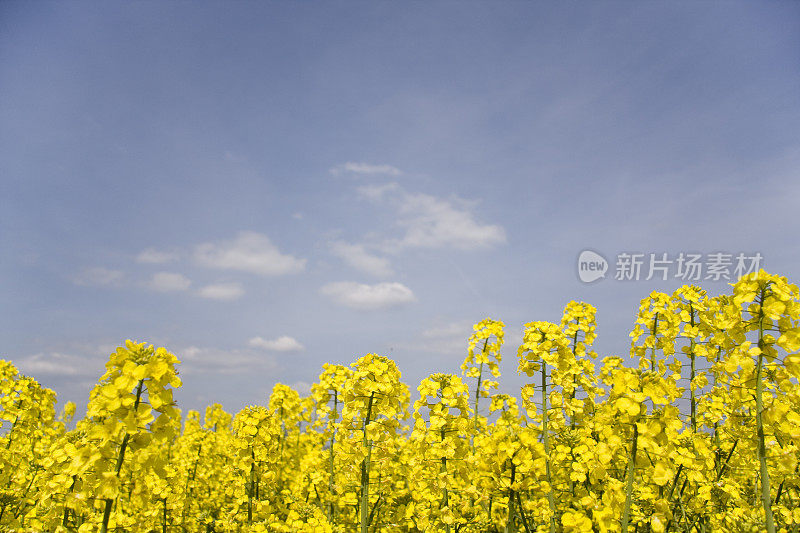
[712,346,722,485]
[472,339,488,448]
[716,439,737,481]
[689,305,697,433]
[542,360,556,533]
[12,468,40,520]
[360,392,375,533]
[568,330,579,499]
[504,460,517,533]
[440,428,450,533]
[62,475,77,528]
[663,464,685,532]
[570,330,579,428]
[182,443,202,527]
[515,492,533,533]
[755,288,776,533]
[621,421,639,533]
[247,449,255,523]
[100,378,144,533]
[651,312,659,371]
[328,390,338,523]
[367,491,383,531]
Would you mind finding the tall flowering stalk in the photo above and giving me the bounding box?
[0,361,63,529]
[727,270,800,533]
[311,363,353,523]
[233,405,279,524]
[80,341,182,532]
[462,318,505,444]
[518,321,568,532]
[409,373,472,531]
[340,354,408,533]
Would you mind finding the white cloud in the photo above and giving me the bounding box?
[15,352,98,377]
[197,282,245,300]
[330,162,402,176]
[418,321,473,354]
[248,335,304,352]
[357,184,506,251]
[402,320,521,357]
[422,321,472,340]
[194,232,306,276]
[73,267,124,287]
[393,192,506,251]
[147,272,191,292]
[320,281,416,310]
[178,345,276,375]
[329,241,394,277]
[356,182,401,201]
[136,248,179,264]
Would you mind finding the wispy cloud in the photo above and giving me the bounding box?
[178,345,276,375]
[357,183,506,251]
[402,320,520,357]
[320,281,416,310]
[396,192,506,250]
[330,162,402,177]
[136,248,179,264]
[197,282,245,300]
[420,321,473,354]
[147,272,192,292]
[15,351,100,377]
[248,335,304,352]
[422,321,472,341]
[356,182,401,201]
[73,267,124,287]
[329,241,394,277]
[194,232,306,276]
[387,320,473,358]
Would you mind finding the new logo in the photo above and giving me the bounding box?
[577,250,608,283]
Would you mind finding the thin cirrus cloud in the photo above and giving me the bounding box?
[194,231,306,276]
[420,321,473,354]
[73,267,124,287]
[320,281,416,310]
[179,345,277,375]
[357,182,506,252]
[15,351,99,376]
[329,240,394,277]
[147,272,192,292]
[196,282,245,301]
[391,321,473,356]
[329,161,402,177]
[402,320,522,357]
[248,335,304,352]
[136,248,179,264]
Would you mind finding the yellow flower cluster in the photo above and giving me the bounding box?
[0,271,799,532]
[462,318,505,384]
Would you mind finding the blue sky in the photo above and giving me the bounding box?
[2,2,799,415]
